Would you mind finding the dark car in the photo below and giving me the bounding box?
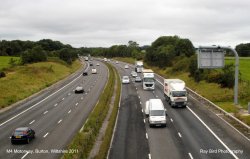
[11,127,35,144]
[83,71,88,76]
[75,86,84,93]
[89,63,93,66]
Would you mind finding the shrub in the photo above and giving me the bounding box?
[0,71,6,78]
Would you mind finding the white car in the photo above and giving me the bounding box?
[75,86,84,93]
[124,65,129,69]
[92,68,97,74]
[96,63,100,66]
[131,71,137,77]
[115,61,119,64]
[122,76,130,84]
[135,76,142,82]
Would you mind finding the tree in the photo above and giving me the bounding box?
[21,46,47,64]
[235,43,250,57]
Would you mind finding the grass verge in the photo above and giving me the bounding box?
[0,59,81,108]
[62,62,116,159]
[94,64,121,159]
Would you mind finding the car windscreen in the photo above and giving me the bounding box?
[143,78,154,82]
[14,130,25,136]
[150,110,165,116]
[123,77,129,80]
[172,91,186,97]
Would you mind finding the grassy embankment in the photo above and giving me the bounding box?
[63,62,120,159]
[0,56,81,108]
[114,57,250,125]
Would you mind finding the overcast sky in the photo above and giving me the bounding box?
[0,0,249,47]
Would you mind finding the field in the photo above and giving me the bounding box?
[0,56,20,70]
[225,57,250,81]
[0,57,81,108]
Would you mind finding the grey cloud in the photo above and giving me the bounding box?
[0,0,249,47]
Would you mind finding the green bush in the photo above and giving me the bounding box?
[0,71,6,78]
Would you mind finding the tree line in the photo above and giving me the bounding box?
[0,39,82,65]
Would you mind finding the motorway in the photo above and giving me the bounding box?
[0,59,108,159]
[109,60,250,159]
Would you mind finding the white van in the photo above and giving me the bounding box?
[145,99,167,127]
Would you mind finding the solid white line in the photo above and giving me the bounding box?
[187,106,239,159]
[155,79,164,86]
[21,152,29,159]
[146,133,148,139]
[58,119,62,124]
[148,154,151,159]
[188,153,194,159]
[144,119,146,123]
[0,71,83,127]
[68,110,71,114]
[29,120,35,125]
[75,103,78,106]
[54,103,58,107]
[43,111,48,115]
[178,132,182,138]
[43,132,49,138]
[62,98,65,101]
[170,118,173,122]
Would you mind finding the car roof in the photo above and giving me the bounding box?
[15,127,29,131]
[149,99,164,110]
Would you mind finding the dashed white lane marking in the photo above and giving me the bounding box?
[62,98,65,101]
[75,103,78,106]
[138,96,140,99]
[148,154,151,159]
[81,97,83,100]
[140,101,142,105]
[144,119,146,123]
[58,119,62,124]
[29,120,35,125]
[43,111,48,115]
[146,133,148,139]
[54,103,58,107]
[68,110,71,114]
[21,152,29,159]
[156,95,158,98]
[178,132,182,138]
[43,132,49,138]
[68,93,71,96]
[170,118,173,122]
[141,109,143,113]
[136,87,137,90]
[188,153,194,159]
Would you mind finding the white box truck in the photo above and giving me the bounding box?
[145,99,167,127]
[135,61,143,73]
[164,79,187,108]
[142,69,155,90]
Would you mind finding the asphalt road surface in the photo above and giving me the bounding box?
[0,59,108,159]
[109,60,250,159]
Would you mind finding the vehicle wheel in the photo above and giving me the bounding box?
[11,140,15,145]
[149,124,153,128]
